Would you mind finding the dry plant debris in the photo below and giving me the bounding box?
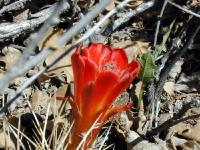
[0,0,200,150]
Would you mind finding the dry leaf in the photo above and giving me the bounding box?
[0,132,15,149]
[181,120,200,142]
[0,47,21,70]
[169,136,187,147]
[38,28,65,50]
[191,0,200,7]
[179,140,200,150]
[44,46,73,82]
[13,9,29,23]
[38,28,74,83]
[173,122,189,135]
[30,90,50,115]
[105,0,115,11]
[163,81,175,95]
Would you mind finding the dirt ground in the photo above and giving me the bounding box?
[0,0,200,150]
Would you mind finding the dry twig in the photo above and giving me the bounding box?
[147,13,200,129]
[146,98,200,137]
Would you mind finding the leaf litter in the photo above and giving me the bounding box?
[0,0,200,150]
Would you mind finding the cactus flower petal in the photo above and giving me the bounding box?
[66,43,140,149]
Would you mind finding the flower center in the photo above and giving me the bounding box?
[103,61,118,72]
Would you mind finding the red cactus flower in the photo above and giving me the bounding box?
[59,43,140,149]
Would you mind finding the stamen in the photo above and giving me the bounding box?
[103,61,118,71]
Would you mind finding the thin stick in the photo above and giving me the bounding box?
[103,0,156,36]
[153,0,168,47]
[0,0,30,15]
[146,99,200,137]
[17,115,21,150]
[99,121,113,150]
[8,124,26,150]
[56,0,112,45]
[9,124,37,148]
[0,0,131,116]
[27,101,49,149]
[75,0,133,44]
[0,0,68,92]
[41,103,50,149]
[57,121,75,150]
[168,0,200,19]
[76,114,102,150]
[148,18,200,129]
